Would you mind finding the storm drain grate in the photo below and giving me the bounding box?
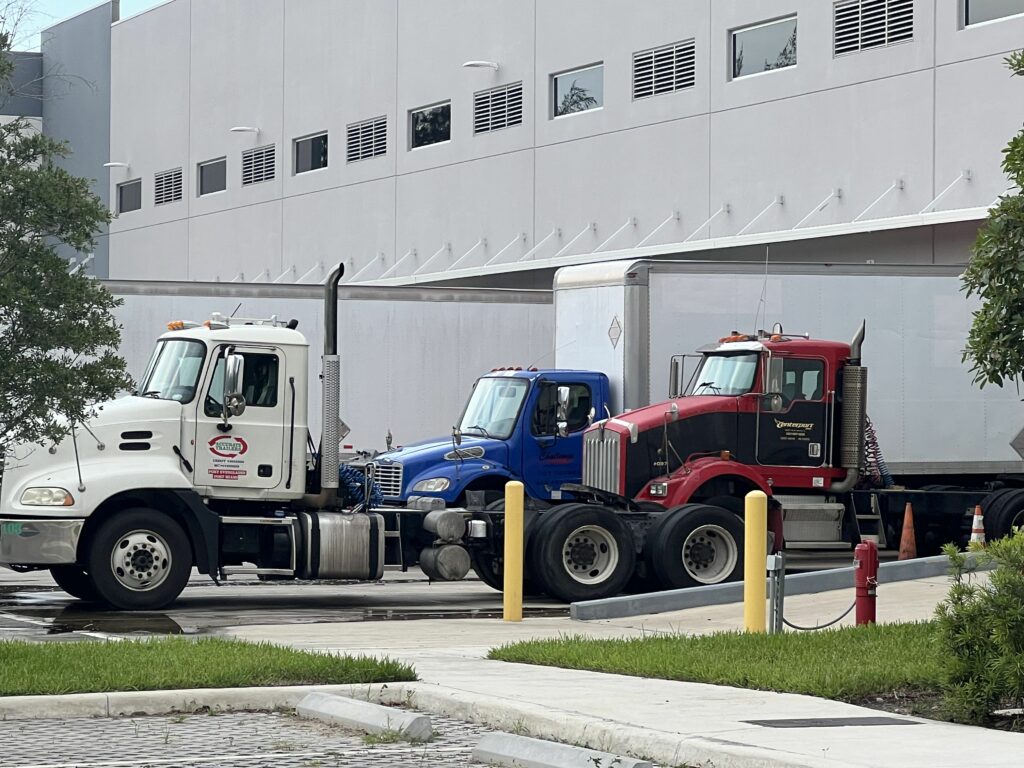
[744,716,919,728]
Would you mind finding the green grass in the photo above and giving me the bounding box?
[0,637,415,697]
[489,621,944,701]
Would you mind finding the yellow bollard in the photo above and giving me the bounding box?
[503,480,525,622]
[744,490,768,633]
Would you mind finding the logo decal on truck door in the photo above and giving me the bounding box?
[208,436,249,458]
[207,436,249,480]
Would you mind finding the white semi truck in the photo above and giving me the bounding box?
[0,266,502,609]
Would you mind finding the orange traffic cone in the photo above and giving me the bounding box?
[898,501,917,560]
[970,504,986,545]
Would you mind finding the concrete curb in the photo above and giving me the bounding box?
[0,684,391,721]
[297,691,432,741]
[473,732,653,768]
[570,551,989,620]
[0,681,873,767]
[365,682,864,768]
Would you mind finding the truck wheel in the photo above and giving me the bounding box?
[85,509,192,611]
[984,488,1024,539]
[530,504,635,603]
[647,504,744,589]
[469,499,557,595]
[49,566,98,601]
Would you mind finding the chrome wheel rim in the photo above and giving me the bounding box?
[682,524,738,584]
[561,525,619,585]
[110,529,172,592]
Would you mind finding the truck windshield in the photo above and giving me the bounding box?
[458,377,529,440]
[687,353,758,396]
[137,339,207,403]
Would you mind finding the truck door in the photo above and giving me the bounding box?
[193,346,287,492]
[757,356,828,467]
[523,381,593,499]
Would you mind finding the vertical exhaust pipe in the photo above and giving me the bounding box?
[320,264,344,495]
[830,320,867,494]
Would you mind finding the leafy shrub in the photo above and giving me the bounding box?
[935,532,1024,724]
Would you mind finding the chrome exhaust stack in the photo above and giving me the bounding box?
[830,320,867,494]
[306,263,344,508]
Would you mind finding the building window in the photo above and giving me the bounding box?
[965,0,1024,25]
[732,16,798,79]
[117,179,142,214]
[834,0,913,56]
[242,144,276,185]
[294,132,328,174]
[474,82,523,134]
[154,168,183,206]
[198,158,226,196]
[410,102,451,149]
[552,64,603,117]
[633,40,696,99]
[346,117,387,162]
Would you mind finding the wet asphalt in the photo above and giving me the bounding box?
[0,571,567,642]
[0,550,858,643]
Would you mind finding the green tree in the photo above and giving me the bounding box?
[0,28,131,461]
[961,51,1024,388]
[557,82,598,116]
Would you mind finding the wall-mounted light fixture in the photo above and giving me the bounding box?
[230,126,260,135]
[462,60,499,71]
[103,161,130,169]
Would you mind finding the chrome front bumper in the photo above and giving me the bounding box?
[0,519,83,565]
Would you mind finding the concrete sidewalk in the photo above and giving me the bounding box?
[226,574,1023,768]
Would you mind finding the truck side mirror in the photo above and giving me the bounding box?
[223,353,247,420]
[669,356,684,398]
[762,356,784,414]
[556,385,570,438]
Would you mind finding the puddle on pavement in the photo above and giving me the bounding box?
[45,607,193,636]
[0,592,568,639]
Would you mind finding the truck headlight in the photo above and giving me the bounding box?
[649,482,668,498]
[20,487,75,506]
[412,478,450,493]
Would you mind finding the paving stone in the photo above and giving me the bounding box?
[0,710,499,767]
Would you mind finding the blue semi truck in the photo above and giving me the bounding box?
[369,367,611,508]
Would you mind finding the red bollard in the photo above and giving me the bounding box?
[854,539,879,626]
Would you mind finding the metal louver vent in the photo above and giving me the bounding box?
[473,81,523,134]
[241,144,276,185]
[346,117,387,162]
[153,168,183,205]
[834,0,913,56]
[633,39,696,100]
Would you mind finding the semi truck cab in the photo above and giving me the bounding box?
[371,369,611,506]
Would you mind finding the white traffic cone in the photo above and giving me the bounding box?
[970,505,986,545]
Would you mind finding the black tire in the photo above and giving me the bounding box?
[529,504,636,603]
[646,504,744,589]
[985,488,1024,539]
[702,495,744,517]
[85,508,193,611]
[468,499,546,595]
[49,566,99,601]
[981,488,1016,516]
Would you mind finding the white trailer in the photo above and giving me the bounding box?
[554,260,1024,478]
[106,279,554,452]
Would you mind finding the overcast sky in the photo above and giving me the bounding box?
[16,1,157,49]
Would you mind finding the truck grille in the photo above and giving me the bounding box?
[582,430,620,494]
[370,461,403,498]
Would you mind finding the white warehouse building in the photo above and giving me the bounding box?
[37,0,1024,288]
